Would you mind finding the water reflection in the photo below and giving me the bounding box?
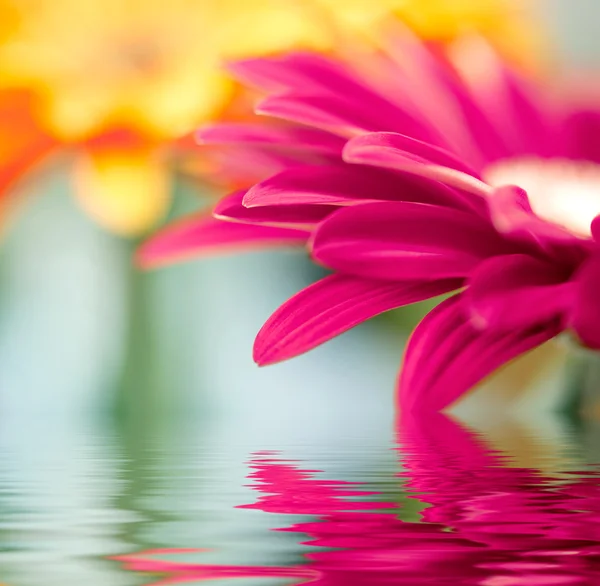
[116,414,600,585]
[3,395,600,585]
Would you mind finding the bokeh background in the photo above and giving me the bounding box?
[1,2,600,583]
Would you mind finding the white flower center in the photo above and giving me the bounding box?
[484,157,600,237]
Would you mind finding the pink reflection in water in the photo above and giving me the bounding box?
[114,416,600,585]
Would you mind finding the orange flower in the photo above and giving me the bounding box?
[0,90,54,210]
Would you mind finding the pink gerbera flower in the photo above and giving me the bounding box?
[141,30,600,412]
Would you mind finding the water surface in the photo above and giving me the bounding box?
[1,407,600,585]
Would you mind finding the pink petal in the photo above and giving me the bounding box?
[450,41,551,157]
[137,213,308,268]
[571,255,600,349]
[256,93,430,140]
[202,146,308,186]
[244,163,478,211]
[376,29,488,165]
[399,295,562,412]
[488,186,592,261]
[343,132,491,198]
[344,131,481,177]
[557,109,600,164]
[311,202,512,281]
[254,274,461,365]
[214,190,333,229]
[386,33,550,162]
[231,53,433,141]
[449,83,512,163]
[466,254,574,331]
[228,52,362,94]
[488,185,565,239]
[593,215,600,242]
[503,70,556,156]
[197,123,344,156]
[256,93,374,136]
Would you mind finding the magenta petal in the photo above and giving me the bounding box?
[227,52,367,94]
[137,213,308,268]
[244,164,385,207]
[449,83,512,163]
[257,94,433,141]
[215,190,334,229]
[203,146,309,185]
[400,296,465,409]
[343,132,490,198]
[254,274,461,365]
[571,255,600,349]
[244,163,476,211]
[488,185,591,262]
[592,215,600,242]
[256,93,374,135]
[559,109,600,164]
[466,254,573,331]
[197,123,345,156]
[489,185,579,243]
[399,295,562,412]
[504,70,555,156]
[311,202,511,281]
[232,53,433,141]
[344,132,481,177]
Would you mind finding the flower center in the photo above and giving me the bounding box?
[483,157,600,237]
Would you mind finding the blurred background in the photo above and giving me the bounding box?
[0,1,600,584]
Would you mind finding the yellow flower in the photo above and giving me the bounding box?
[0,0,541,235]
[313,0,542,69]
[390,0,542,68]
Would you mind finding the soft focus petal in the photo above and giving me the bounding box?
[227,53,355,94]
[137,213,308,268]
[197,122,344,156]
[466,254,574,331]
[571,255,600,349]
[378,26,494,167]
[592,216,600,242]
[449,82,514,164]
[73,146,171,236]
[399,295,562,412]
[193,116,341,189]
[449,37,552,157]
[215,190,334,229]
[256,93,389,137]
[254,274,461,365]
[503,70,555,156]
[230,53,433,140]
[244,163,477,211]
[312,202,511,281]
[343,132,491,199]
[559,109,600,164]
[190,143,308,189]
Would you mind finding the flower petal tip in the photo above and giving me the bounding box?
[134,246,155,270]
[194,127,211,145]
[135,237,174,270]
[252,341,277,367]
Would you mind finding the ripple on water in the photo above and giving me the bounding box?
[1,412,600,585]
